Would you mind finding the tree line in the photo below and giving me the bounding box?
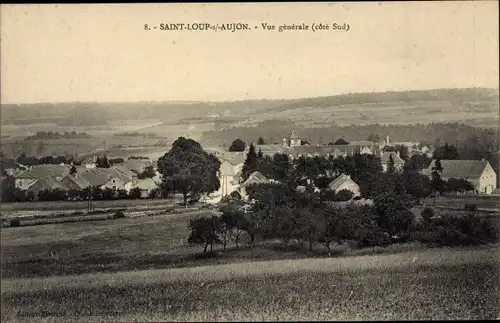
[188,183,498,254]
[25,131,91,140]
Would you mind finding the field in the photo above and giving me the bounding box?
[1,208,499,321]
[422,195,500,211]
[0,198,179,217]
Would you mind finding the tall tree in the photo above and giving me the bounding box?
[272,153,291,182]
[387,154,396,173]
[96,155,110,168]
[69,165,77,175]
[257,137,265,145]
[241,143,259,182]
[431,159,445,205]
[229,138,246,152]
[433,142,459,160]
[157,137,221,206]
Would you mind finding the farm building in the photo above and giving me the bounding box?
[380,151,405,172]
[328,174,361,197]
[27,177,70,196]
[81,156,97,169]
[239,171,280,199]
[422,159,497,194]
[61,174,91,190]
[14,165,70,190]
[131,178,158,198]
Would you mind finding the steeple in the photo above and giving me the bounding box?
[289,129,302,147]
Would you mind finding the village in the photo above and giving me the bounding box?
[2,129,497,207]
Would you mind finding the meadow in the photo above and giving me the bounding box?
[1,206,499,321]
[1,246,499,321]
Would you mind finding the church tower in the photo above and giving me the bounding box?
[289,129,302,147]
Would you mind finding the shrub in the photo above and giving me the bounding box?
[10,219,20,227]
[113,211,125,219]
[464,203,478,212]
[129,187,142,199]
[421,207,435,224]
[229,190,242,200]
[334,189,354,202]
[420,212,498,246]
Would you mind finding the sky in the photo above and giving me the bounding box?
[1,2,498,104]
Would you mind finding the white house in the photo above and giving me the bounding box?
[328,174,361,198]
[423,159,497,194]
[380,151,405,172]
[102,175,133,192]
[239,171,279,200]
[82,156,97,169]
[131,178,158,198]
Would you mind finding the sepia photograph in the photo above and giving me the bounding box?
[0,2,499,321]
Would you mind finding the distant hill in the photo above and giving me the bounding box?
[1,88,498,129]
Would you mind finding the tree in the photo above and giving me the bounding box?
[271,153,291,182]
[334,189,354,201]
[387,154,396,173]
[372,194,415,241]
[400,172,431,198]
[228,138,246,152]
[157,137,221,206]
[257,137,265,145]
[69,165,77,175]
[0,176,16,202]
[403,155,432,173]
[219,202,247,249]
[257,149,264,159]
[333,138,349,145]
[446,178,474,193]
[187,216,223,253]
[433,142,459,160]
[138,166,156,179]
[431,159,445,205]
[102,188,116,200]
[241,143,259,182]
[96,155,110,168]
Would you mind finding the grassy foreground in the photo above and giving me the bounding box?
[1,248,499,321]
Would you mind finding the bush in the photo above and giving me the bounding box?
[333,189,354,202]
[229,190,242,200]
[419,212,498,246]
[10,219,20,227]
[113,211,125,219]
[421,207,435,224]
[464,203,478,212]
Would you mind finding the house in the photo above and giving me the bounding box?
[102,170,133,192]
[110,165,138,179]
[288,129,302,147]
[61,174,91,190]
[123,159,153,174]
[328,174,361,197]
[15,165,70,190]
[27,177,70,196]
[255,144,285,157]
[131,178,158,198]
[82,156,97,169]
[422,159,497,194]
[239,171,278,199]
[380,151,405,172]
[76,168,111,187]
[204,152,247,204]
